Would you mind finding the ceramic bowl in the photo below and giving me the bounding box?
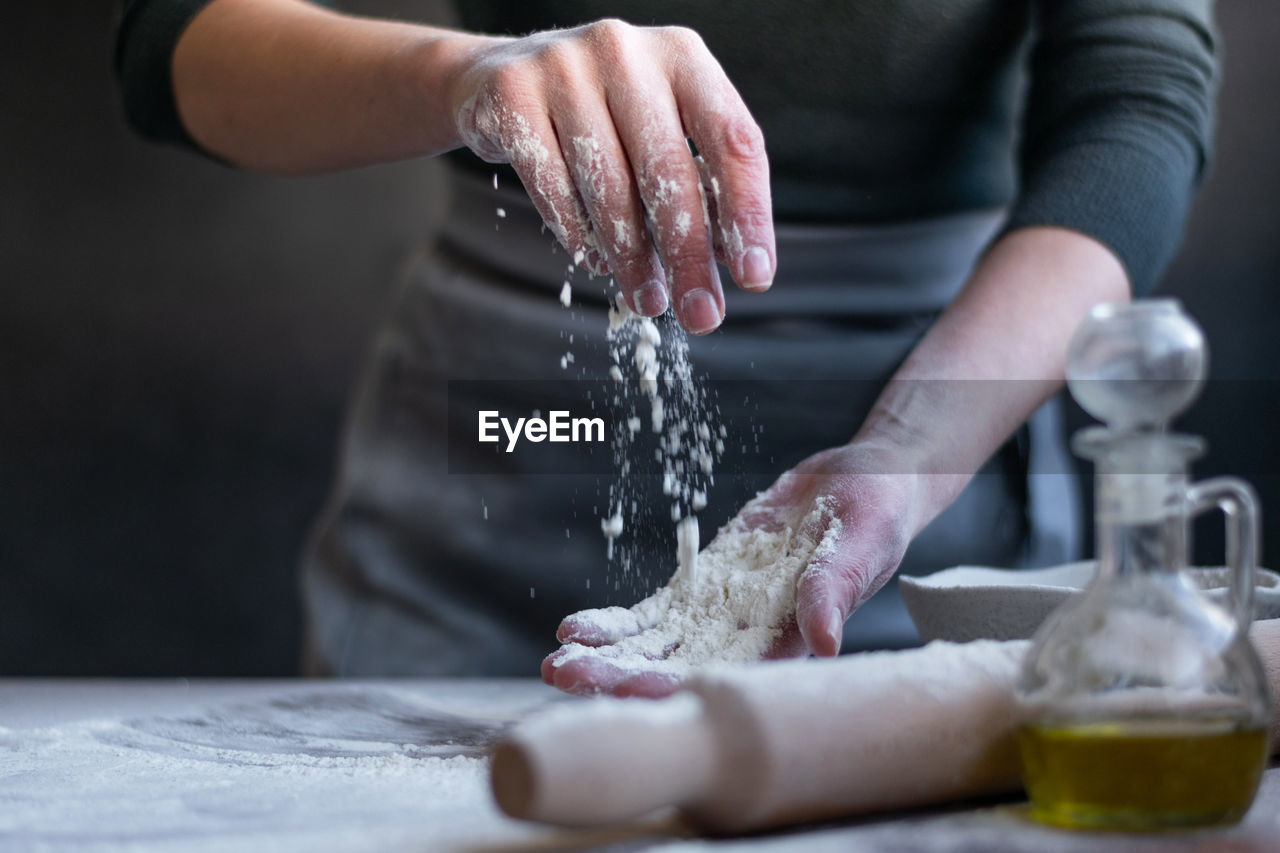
[899,562,1280,643]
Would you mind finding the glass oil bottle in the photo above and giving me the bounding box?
[1016,300,1273,830]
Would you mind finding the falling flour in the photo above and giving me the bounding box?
[556,214,842,677]
[597,293,722,577]
[675,515,700,586]
[600,510,624,560]
[508,118,823,676]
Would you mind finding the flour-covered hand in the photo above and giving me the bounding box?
[448,19,775,334]
[541,442,924,697]
[740,443,923,657]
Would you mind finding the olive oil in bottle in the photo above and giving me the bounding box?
[1015,302,1275,832]
[1018,718,1269,830]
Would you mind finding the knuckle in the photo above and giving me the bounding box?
[586,17,632,47]
[608,242,650,272]
[728,199,772,238]
[794,576,827,614]
[639,143,692,181]
[488,62,537,105]
[659,25,706,53]
[573,156,624,205]
[832,558,869,591]
[662,237,711,274]
[720,116,767,163]
[537,40,581,80]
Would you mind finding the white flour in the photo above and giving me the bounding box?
[675,515,700,585]
[459,88,603,266]
[600,510,624,559]
[502,107,820,676]
[0,684,569,852]
[557,497,842,675]
[551,227,834,677]
[598,294,725,576]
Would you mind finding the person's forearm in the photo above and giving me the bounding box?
[172,0,499,173]
[854,226,1130,533]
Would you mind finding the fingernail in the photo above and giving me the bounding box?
[680,289,722,334]
[826,606,844,651]
[741,246,773,291]
[634,279,669,317]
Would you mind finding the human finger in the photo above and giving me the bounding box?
[665,28,775,292]
[612,670,683,698]
[548,23,670,314]
[607,41,723,333]
[540,648,564,685]
[734,469,807,532]
[761,619,808,661]
[794,515,907,656]
[555,606,648,646]
[549,653,633,696]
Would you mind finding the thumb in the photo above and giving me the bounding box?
[794,523,906,657]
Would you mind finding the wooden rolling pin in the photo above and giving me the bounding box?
[491,620,1280,833]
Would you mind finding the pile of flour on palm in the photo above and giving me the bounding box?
[555,294,843,675]
[561,495,842,674]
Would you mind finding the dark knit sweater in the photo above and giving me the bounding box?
[115,0,1218,293]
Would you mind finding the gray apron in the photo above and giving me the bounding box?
[300,166,1079,677]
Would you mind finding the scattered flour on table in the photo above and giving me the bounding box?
[0,686,567,851]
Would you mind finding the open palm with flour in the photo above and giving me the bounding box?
[541,443,923,697]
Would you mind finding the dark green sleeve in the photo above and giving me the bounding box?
[114,0,337,151]
[115,0,217,148]
[1002,0,1218,294]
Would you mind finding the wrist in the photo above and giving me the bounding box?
[849,417,970,537]
[394,29,509,157]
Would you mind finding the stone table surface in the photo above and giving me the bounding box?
[1,679,1277,852]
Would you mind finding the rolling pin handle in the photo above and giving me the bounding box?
[490,693,715,826]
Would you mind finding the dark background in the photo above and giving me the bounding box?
[3,4,1278,676]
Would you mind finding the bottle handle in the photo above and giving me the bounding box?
[1187,477,1262,630]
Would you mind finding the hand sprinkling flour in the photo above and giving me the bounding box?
[441,18,930,697]
[449,19,777,334]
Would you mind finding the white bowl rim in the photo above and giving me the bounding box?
[899,562,1280,594]
[899,561,1096,593]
